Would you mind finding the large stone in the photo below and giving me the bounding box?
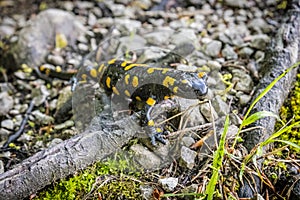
[9,9,86,68]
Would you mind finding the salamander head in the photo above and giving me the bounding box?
[176,72,208,100]
[191,72,208,99]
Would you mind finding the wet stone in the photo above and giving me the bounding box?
[158,177,178,192]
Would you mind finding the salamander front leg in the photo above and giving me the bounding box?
[145,105,167,146]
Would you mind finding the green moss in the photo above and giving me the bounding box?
[278,73,300,153]
[36,154,144,199]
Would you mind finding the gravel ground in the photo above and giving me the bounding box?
[0,0,290,198]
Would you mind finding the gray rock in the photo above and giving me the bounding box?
[224,0,249,8]
[0,25,15,37]
[232,69,254,93]
[207,60,222,71]
[239,93,252,105]
[239,47,254,58]
[158,177,178,192]
[78,43,89,52]
[130,144,162,169]
[32,85,50,107]
[115,18,142,34]
[0,92,14,116]
[1,119,14,130]
[222,44,238,60]
[0,160,4,174]
[88,12,97,27]
[250,34,271,50]
[117,35,147,56]
[181,136,195,147]
[211,95,230,117]
[32,110,54,125]
[180,146,197,169]
[248,18,271,33]
[144,30,173,46]
[17,133,34,143]
[176,98,206,127]
[205,40,222,58]
[170,29,199,49]
[47,54,64,66]
[10,9,86,68]
[139,185,154,200]
[254,50,265,63]
[200,102,218,122]
[0,128,11,141]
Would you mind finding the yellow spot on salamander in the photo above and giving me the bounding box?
[98,63,105,72]
[198,72,206,78]
[124,90,131,97]
[173,86,178,93]
[108,58,116,64]
[39,65,46,72]
[162,69,170,74]
[181,79,189,84]
[89,68,97,78]
[125,74,130,85]
[55,66,62,73]
[112,87,120,95]
[81,74,87,83]
[132,76,139,87]
[135,96,141,101]
[147,68,155,74]
[124,63,147,71]
[164,95,170,100]
[106,77,111,88]
[148,120,155,126]
[156,128,163,133]
[162,76,176,88]
[121,61,128,67]
[45,69,51,75]
[146,97,156,106]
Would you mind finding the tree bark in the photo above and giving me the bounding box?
[239,0,300,198]
[0,115,138,200]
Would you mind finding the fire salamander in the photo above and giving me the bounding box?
[76,58,208,145]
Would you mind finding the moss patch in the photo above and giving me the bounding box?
[279,73,300,153]
[36,154,145,199]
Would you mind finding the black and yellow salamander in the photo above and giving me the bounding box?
[76,58,208,145]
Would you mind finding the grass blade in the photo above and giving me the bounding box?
[241,111,282,127]
[206,115,229,200]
